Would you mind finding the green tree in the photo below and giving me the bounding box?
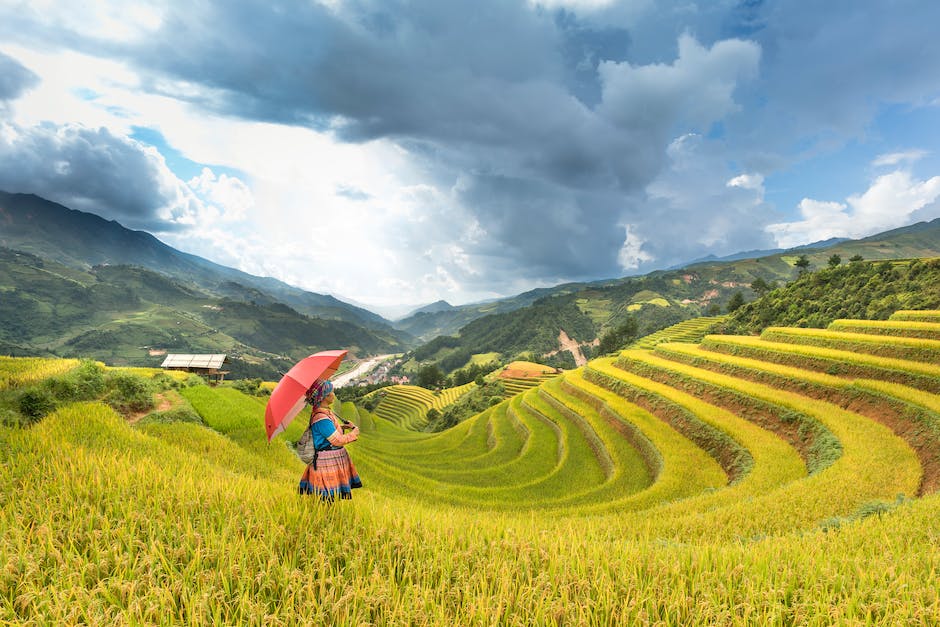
[415,364,445,390]
[828,254,842,268]
[105,373,155,414]
[795,255,811,273]
[849,254,864,263]
[726,291,745,313]
[597,317,639,355]
[750,277,771,296]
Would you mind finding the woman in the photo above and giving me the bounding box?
[298,378,363,500]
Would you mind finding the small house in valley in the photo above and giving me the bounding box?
[160,353,229,384]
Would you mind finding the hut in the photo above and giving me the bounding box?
[160,354,230,384]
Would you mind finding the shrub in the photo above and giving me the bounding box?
[425,380,506,432]
[232,378,265,396]
[184,374,206,387]
[105,373,155,414]
[151,372,179,391]
[17,388,56,424]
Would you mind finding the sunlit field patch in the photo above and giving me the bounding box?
[2,312,940,623]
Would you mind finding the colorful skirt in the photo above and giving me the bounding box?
[298,448,362,501]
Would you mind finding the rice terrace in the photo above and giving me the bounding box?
[3,299,940,623]
[5,1,940,624]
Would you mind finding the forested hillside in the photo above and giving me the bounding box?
[721,258,940,334]
[392,220,940,379]
[395,217,940,342]
[0,191,402,333]
[0,248,407,378]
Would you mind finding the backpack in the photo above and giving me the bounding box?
[296,427,317,465]
[297,409,332,465]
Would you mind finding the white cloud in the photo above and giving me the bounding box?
[4,1,940,311]
[598,33,760,134]
[617,225,652,270]
[872,150,928,167]
[847,170,940,226]
[187,167,254,222]
[727,173,764,192]
[767,170,940,248]
[12,0,164,42]
[636,133,774,263]
[0,119,201,229]
[0,45,472,304]
[765,199,851,248]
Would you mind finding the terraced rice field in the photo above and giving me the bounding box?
[367,382,476,430]
[628,314,728,349]
[497,360,560,397]
[3,310,940,623]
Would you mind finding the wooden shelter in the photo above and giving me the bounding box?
[160,353,230,384]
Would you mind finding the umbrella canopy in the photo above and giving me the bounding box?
[264,349,347,441]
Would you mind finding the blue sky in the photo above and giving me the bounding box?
[0,0,939,316]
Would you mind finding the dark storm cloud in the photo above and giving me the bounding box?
[0,123,191,231]
[0,52,38,102]
[132,1,676,196]
[96,0,708,279]
[0,0,766,280]
[456,173,627,279]
[3,0,938,288]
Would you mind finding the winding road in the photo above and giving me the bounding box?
[333,354,394,388]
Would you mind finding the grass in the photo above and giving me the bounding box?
[2,310,940,623]
[469,352,500,366]
[0,356,80,390]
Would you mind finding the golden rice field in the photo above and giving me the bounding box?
[3,310,940,623]
[0,356,80,390]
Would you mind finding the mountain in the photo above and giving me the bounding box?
[394,286,574,341]
[0,191,403,335]
[390,217,940,377]
[670,237,849,268]
[394,222,940,343]
[0,248,408,379]
[407,300,455,316]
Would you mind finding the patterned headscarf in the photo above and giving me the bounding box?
[305,379,334,407]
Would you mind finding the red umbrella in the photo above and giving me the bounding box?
[264,349,347,441]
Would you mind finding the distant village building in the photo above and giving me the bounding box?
[160,354,230,384]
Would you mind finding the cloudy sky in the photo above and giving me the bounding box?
[1,0,939,316]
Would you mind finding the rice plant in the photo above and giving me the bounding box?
[2,314,940,624]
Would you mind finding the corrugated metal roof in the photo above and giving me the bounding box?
[161,354,228,369]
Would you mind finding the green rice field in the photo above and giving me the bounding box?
[3,310,940,623]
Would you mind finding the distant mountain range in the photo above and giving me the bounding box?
[0,191,400,334]
[392,220,940,342]
[0,191,411,378]
[668,237,850,268]
[2,188,939,379]
[387,216,940,377]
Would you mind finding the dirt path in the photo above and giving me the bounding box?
[548,329,588,367]
[126,392,173,425]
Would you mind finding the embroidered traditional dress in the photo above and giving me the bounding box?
[298,409,362,500]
